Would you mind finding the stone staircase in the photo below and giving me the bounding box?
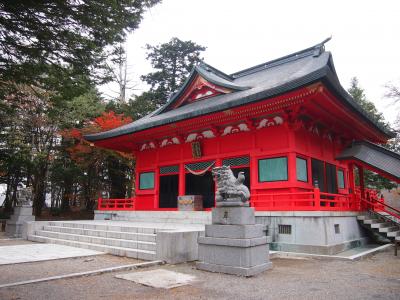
[27,221,158,260]
[357,213,400,243]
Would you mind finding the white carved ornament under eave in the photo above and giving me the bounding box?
[256,116,284,129]
[185,130,216,143]
[140,141,156,151]
[221,123,250,136]
[160,137,180,148]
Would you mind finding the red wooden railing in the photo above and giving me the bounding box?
[359,197,400,221]
[97,187,389,213]
[97,197,135,210]
[251,188,355,211]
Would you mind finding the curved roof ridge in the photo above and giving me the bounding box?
[154,63,250,115]
[231,37,332,79]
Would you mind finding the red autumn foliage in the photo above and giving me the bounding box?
[93,111,132,131]
[61,111,133,163]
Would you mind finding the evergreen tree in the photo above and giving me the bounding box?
[0,0,160,94]
[348,77,388,128]
[140,37,206,106]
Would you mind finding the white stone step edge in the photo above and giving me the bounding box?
[28,235,156,260]
[378,226,399,233]
[47,222,163,234]
[35,230,156,251]
[371,222,392,229]
[363,219,381,224]
[387,231,400,237]
[42,225,156,242]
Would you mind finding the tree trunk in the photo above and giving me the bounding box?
[33,161,49,217]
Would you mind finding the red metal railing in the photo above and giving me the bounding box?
[251,188,355,211]
[97,198,135,210]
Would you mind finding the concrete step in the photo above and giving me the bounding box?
[42,225,156,242]
[378,226,399,233]
[371,222,392,229]
[28,234,156,260]
[47,222,160,234]
[386,230,400,238]
[363,219,381,225]
[35,230,156,251]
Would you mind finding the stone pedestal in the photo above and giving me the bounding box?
[6,206,35,238]
[197,206,272,277]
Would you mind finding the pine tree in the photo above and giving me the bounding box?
[139,37,206,107]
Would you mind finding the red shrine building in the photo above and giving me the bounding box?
[86,40,400,254]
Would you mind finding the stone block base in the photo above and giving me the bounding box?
[196,261,272,277]
[212,207,255,225]
[6,206,35,238]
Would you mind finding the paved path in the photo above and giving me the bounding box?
[0,244,103,265]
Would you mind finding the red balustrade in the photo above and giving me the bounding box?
[97,198,135,210]
[251,188,355,211]
[97,187,386,213]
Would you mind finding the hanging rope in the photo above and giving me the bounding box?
[185,161,215,176]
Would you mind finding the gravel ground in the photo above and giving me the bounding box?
[0,248,399,300]
[0,255,140,285]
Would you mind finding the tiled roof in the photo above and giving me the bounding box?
[337,141,400,181]
[85,39,394,142]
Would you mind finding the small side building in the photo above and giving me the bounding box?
[85,40,400,254]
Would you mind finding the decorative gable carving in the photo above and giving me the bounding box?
[171,75,232,110]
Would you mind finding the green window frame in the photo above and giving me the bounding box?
[139,172,155,190]
[337,169,345,189]
[258,157,288,182]
[296,157,308,182]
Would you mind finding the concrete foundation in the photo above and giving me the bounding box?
[93,210,369,255]
[255,211,370,255]
[6,206,35,238]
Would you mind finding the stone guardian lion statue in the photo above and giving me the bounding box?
[212,166,250,207]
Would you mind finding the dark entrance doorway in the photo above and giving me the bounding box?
[185,172,215,208]
[159,174,179,208]
[311,159,326,191]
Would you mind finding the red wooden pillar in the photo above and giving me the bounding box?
[154,167,160,209]
[314,187,321,210]
[358,165,366,210]
[288,153,297,184]
[359,166,365,198]
[214,158,222,207]
[178,163,185,196]
[249,154,258,208]
[347,163,356,209]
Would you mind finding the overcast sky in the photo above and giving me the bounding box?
[102,0,400,125]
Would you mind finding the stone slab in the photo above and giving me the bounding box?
[198,236,267,247]
[115,269,197,289]
[13,207,33,216]
[196,261,272,277]
[205,224,265,239]
[198,243,269,268]
[212,207,255,225]
[0,244,103,265]
[156,230,201,264]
